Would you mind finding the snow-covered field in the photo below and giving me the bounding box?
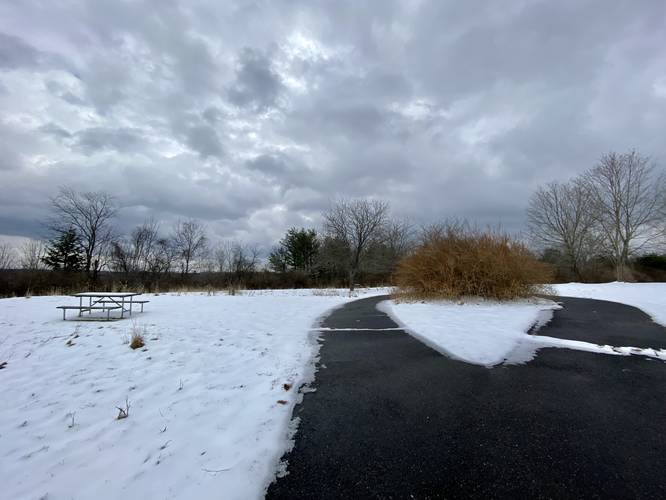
[382,282,666,367]
[0,288,388,500]
[553,282,666,327]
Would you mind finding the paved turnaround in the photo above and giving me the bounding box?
[267,295,666,499]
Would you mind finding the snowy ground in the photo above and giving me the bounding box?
[382,282,666,367]
[0,288,389,500]
[553,282,666,327]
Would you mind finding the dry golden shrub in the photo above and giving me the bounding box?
[394,224,553,300]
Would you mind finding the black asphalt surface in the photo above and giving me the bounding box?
[267,295,666,500]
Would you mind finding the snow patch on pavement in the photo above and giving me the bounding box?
[378,298,561,367]
[381,297,666,367]
[0,288,389,500]
[553,282,666,327]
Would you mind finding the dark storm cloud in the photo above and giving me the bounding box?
[227,48,284,110]
[1,0,665,247]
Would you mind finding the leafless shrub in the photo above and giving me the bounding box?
[395,223,553,300]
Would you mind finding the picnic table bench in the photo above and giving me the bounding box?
[57,292,149,321]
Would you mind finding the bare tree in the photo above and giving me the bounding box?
[0,243,16,270]
[212,242,233,273]
[526,180,598,280]
[323,198,389,291]
[150,237,178,275]
[48,187,117,277]
[228,241,260,277]
[20,240,46,270]
[583,150,665,281]
[110,219,161,275]
[173,219,208,274]
[363,218,416,275]
[383,218,416,265]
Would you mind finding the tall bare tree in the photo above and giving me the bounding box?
[173,219,208,274]
[382,218,415,266]
[48,187,117,277]
[583,150,665,281]
[323,198,389,291]
[0,243,16,270]
[526,180,598,280]
[20,240,45,270]
[150,237,178,275]
[228,241,260,277]
[110,219,160,275]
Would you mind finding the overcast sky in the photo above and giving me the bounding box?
[1,0,665,249]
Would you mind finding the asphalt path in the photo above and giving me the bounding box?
[267,295,666,499]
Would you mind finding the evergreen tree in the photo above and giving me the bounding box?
[42,228,84,271]
[269,228,320,273]
[284,228,319,272]
[268,245,289,273]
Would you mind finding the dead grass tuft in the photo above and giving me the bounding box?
[128,322,146,350]
[129,332,145,350]
[116,397,130,420]
[394,223,553,301]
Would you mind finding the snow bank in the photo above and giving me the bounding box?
[0,288,388,500]
[379,299,560,366]
[553,282,666,327]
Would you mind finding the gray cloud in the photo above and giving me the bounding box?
[183,124,224,159]
[73,127,144,155]
[227,48,284,110]
[0,32,43,69]
[0,0,665,249]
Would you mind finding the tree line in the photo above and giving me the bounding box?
[1,148,664,295]
[0,191,416,294]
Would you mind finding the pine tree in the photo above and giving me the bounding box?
[268,245,289,273]
[269,228,320,273]
[42,228,85,271]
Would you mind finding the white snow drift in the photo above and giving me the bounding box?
[0,288,387,500]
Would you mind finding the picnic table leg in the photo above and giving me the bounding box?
[120,297,125,319]
[107,307,111,321]
[79,296,83,317]
[63,308,66,320]
[89,296,92,315]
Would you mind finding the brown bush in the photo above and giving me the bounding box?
[394,224,553,300]
[129,324,146,350]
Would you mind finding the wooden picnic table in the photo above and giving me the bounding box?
[57,292,149,320]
